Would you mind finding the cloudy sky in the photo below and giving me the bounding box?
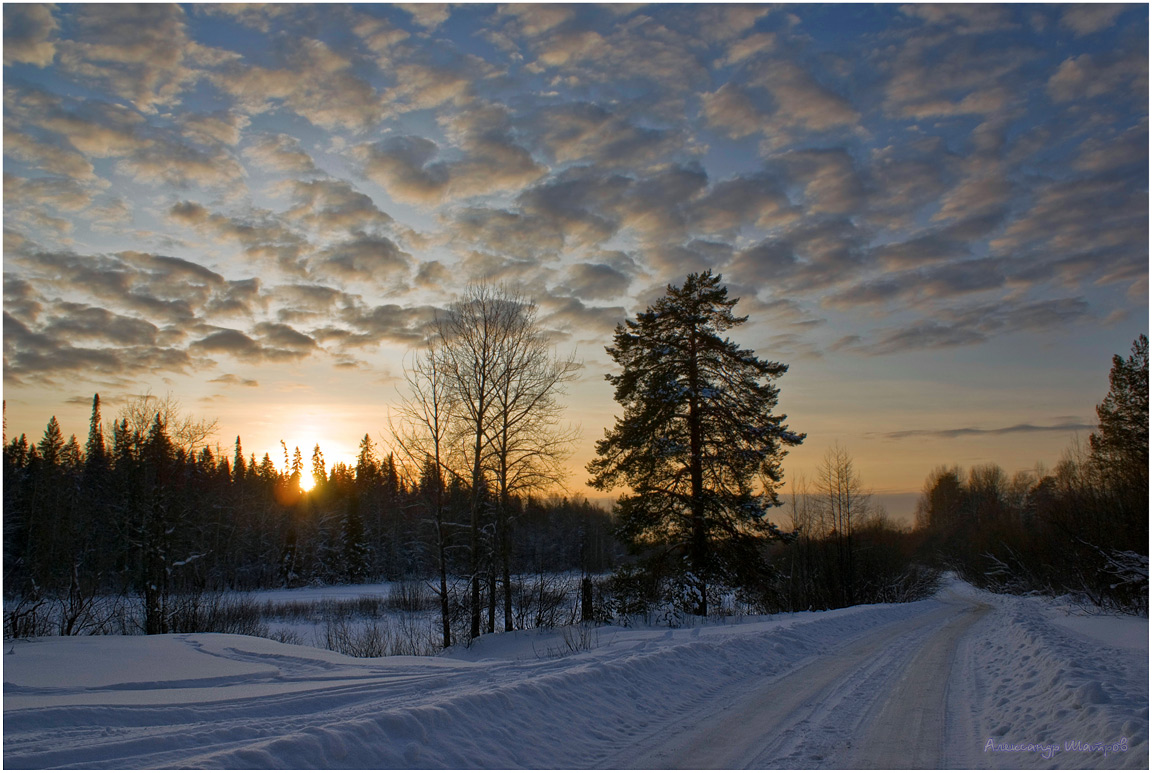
[3,3,1147,518]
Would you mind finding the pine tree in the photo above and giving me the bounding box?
[588,271,804,615]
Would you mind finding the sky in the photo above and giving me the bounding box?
[3,2,1148,521]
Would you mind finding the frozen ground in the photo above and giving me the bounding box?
[3,576,1146,769]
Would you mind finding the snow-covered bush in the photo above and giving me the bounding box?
[3,596,51,640]
[322,613,440,657]
[386,577,438,612]
[167,592,269,637]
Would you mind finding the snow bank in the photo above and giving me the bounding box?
[4,579,1147,769]
[4,602,927,768]
[1046,604,1148,652]
[949,579,1148,769]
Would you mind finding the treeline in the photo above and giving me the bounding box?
[3,393,617,640]
[5,275,1143,650]
[915,335,1148,615]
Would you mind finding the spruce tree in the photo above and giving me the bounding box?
[342,499,368,583]
[290,446,303,487]
[588,271,804,615]
[79,398,111,599]
[311,444,326,490]
[61,434,82,472]
[38,416,64,466]
[1090,334,1149,482]
[84,394,107,475]
[1089,334,1149,548]
[233,437,247,483]
[111,419,135,468]
[5,433,29,469]
[356,434,379,486]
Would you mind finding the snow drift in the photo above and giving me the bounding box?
[4,577,1146,769]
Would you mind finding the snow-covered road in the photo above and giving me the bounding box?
[606,589,992,768]
[4,577,1146,769]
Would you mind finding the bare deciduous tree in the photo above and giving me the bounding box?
[405,284,579,640]
[484,297,579,631]
[117,391,218,455]
[391,342,461,648]
[435,285,515,639]
[815,444,874,607]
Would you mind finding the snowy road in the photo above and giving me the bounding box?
[4,578,1147,769]
[603,591,991,768]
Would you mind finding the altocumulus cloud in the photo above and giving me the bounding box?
[0,1,1145,398]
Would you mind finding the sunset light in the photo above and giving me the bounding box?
[2,2,1146,519]
[3,5,1146,768]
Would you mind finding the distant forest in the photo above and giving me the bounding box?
[912,335,1148,615]
[783,335,1147,617]
[3,275,1146,650]
[2,393,617,640]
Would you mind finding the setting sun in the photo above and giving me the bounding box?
[1,4,1146,768]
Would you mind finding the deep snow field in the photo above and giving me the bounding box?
[3,576,1147,769]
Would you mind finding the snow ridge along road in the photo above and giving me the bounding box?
[4,577,1147,769]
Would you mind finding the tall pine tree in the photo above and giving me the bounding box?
[588,271,803,615]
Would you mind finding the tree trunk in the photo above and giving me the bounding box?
[502,552,513,632]
[581,575,593,622]
[469,452,483,640]
[687,330,708,617]
[487,561,497,634]
[438,547,451,649]
[499,486,513,631]
[435,492,451,648]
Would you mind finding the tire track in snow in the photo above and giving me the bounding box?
[602,596,989,769]
[4,592,1015,769]
[849,600,991,768]
[5,602,937,769]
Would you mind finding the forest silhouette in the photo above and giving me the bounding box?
[4,279,1146,647]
